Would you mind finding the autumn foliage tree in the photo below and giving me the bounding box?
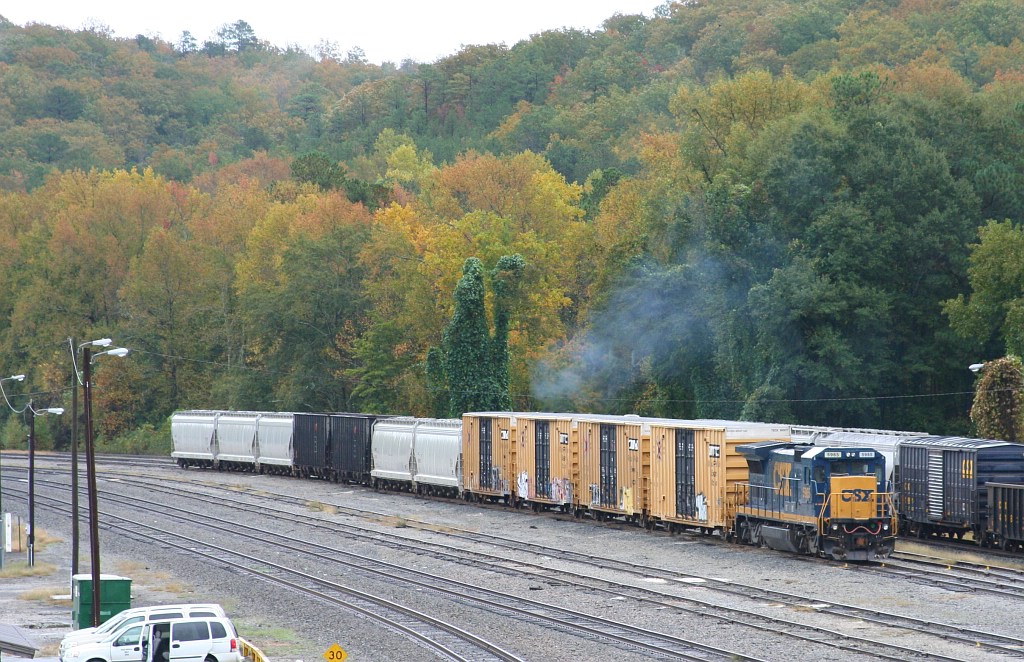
[6,3,1024,442]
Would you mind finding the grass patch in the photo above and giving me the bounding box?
[235,620,300,657]
[32,528,63,553]
[113,560,176,586]
[307,500,337,512]
[109,560,196,598]
[113,559,154,577]
[0,561,57,579]
[370,514,415,529]
[19,586,69,604]
[4,526,63,553]
[161,581,193,595]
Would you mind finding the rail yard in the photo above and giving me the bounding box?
[3,452,1023,661]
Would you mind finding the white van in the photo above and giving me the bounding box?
[62,616,242,662]
[59,605,225,660]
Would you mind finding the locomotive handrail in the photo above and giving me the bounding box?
[817,491,897,535]
[734,481,789,519]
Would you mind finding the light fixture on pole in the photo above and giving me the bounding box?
[0,373,25,571]
[81,341,127,627]
[26,403,64,567]
[70,338,111,583]
[969,363,985,373]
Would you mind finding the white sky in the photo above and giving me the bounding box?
[4,2,661,65]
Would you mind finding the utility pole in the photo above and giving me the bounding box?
[71,336,80,579]
[82,346,101,627]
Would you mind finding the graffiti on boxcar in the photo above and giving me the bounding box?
[551,478,572,503]
[696,493,708,522]
[517,471,529,498]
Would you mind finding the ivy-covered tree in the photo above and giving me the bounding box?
[432,255,524,416]
[971,356,1024,442]
[440,258,495,416]
[489,254,526,411]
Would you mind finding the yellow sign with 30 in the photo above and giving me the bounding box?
[324,643,348,661]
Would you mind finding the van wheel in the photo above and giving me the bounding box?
[205,656,218,662]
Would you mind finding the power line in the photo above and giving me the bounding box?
[110,346,1017,406]
[5,342,1011,410]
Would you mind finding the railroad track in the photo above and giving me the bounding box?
[0,450,172,469]
[11,485,525,662]
[11,462,1019,661]
[8,477,762,662]
[87,475,957,661]
[866,554,1024,600]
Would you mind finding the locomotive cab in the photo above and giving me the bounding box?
[735,443,896,561]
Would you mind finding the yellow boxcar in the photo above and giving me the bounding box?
[507,413,576,510]
[462,413,516,501]
[647,420,792,535]
[573,414,647,520]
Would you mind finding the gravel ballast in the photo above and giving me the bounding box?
[4,456,1021,661]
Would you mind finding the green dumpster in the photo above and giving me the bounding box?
[71,574,132,629]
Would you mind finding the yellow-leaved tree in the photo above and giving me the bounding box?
[355,150,592,413]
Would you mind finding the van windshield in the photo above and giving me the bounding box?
[95,617,125,633]
[97,614,138,635]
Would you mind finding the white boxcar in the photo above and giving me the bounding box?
[412,418,462,495]
[171,411,218,467]
[214,411,259,468]
[255,412,294,472]
[371,417,416,487]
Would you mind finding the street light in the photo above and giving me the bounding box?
[81,341,128,626]
[26,403,64,566]
[69,338,111,585]
[0,373,25,570]
[969,363,985,373]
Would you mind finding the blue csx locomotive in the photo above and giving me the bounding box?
[733,442,896,561]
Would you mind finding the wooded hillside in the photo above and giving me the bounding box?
[2,0,1023,449]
